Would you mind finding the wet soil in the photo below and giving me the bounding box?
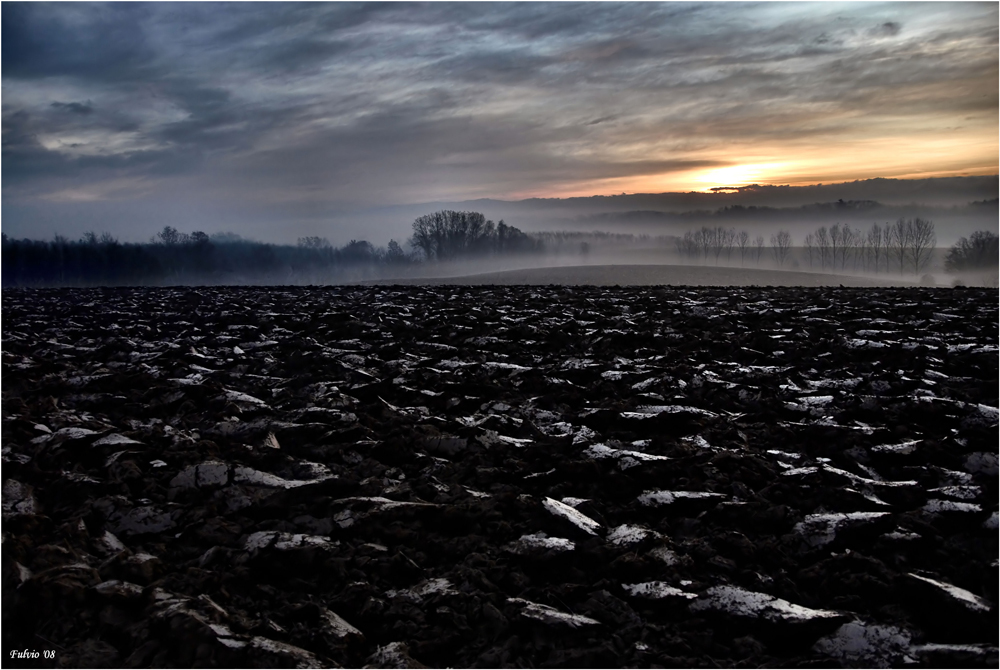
[2,285,997,668]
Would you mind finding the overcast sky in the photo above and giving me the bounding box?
[2,2,997,243]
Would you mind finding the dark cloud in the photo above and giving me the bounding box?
[586,115,618,126]
[210,3,389,44]
[1,3,156,82]
[433,50,557,86]
[456,2,698,42]
[262,38,357,73]
[871,21,902,37]
[2,2,996,243]
[2,138,198,187]
[2,108,198,186]
[51,101,94,115]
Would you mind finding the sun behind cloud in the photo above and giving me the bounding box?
[692,163,789,191]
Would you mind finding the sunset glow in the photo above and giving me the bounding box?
[691,164,790,191]
[2,2,996,242]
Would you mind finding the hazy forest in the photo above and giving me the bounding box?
[2,211,997,287]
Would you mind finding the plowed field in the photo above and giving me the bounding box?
[2,286,997,668]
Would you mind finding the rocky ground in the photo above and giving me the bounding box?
[2,285,997,668]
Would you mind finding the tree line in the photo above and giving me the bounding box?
[944,230,999,273]
[0,211,540,286]
[674,226,791,267]
[673,219,952,275]
[409,211,540,261]
[0,230,397,286]
[802,219,936,275]
[3,212,993,286]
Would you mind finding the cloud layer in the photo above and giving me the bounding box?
[2,2,997,242]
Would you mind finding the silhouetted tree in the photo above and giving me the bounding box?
[908,218,936,274]
[829,223,845,271]
[675,231,696,260]
[157,226,181,245]
[945,230,997,273]
[866,223,885,274]
[855,227,869,272]
[753,235,765,265]
[340,240,376,264]
[2,232,166,286]
[770,230,792,267]
[887,218,910,275]
[735,230,750,266]
[298,236,331,249]
[829,223,856,271]
[695,228,709,261]
[883,218,936,275]
[814,226,831,270]
[721,227,735,263]
[187,231,213,275]
[707,226,724,264]
[410,211,537,261]
[844,226,859,271]
[385,239,409,264]
[804,233,816,268]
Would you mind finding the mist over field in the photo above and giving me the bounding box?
[4,175,998,288]
[4,192,998,287]
[356,176,999,248]
[3,2,997,259]
[4,176,997,251]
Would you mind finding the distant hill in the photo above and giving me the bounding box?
[398,175,998,215]
[362,176,998,246]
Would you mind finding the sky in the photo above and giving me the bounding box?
[2,1,997,244]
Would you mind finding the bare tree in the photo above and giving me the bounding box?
[829,223,843,271]
[854,227,869,272]
[831,223,856,271]
[298,236,331,249]
[753,235,765,265]
[909,218,936,274]
[385,239,408,264]
[770,230,792,267]
[945,230,999,272]
[804,232,816,268]
[866,223,885,274]
[675,232,696,260]
[686,229,700,261]
[707,226,725,264]
[695,227,709,262]
[735,230,750,266]
[411,213,442,260]
[411,211,532,260]
[722,227,737,263]
[157,226,181,246]
[887,218,911,275]
[843,226,859,272]
[815,226,831,270]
